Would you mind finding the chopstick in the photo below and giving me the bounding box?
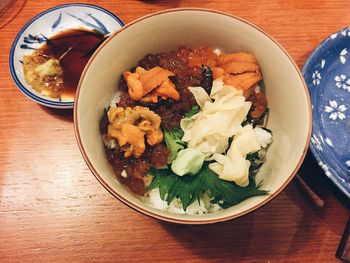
[294,173,325,208]
[336,218,350,263]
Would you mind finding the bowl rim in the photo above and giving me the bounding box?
[74,7,312,224]
[8,3,124,109]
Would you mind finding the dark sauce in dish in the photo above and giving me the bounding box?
[37,28,106,98]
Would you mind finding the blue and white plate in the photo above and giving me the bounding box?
[9,3,124,109]
[303,27,350,199]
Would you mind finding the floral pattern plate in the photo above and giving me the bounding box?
[9,3,124,109]
[303,27,350,198]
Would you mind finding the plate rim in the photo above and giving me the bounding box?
[8,3,124,109]
[302,26,350,199]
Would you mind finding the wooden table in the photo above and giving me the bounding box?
[1,1,349,262]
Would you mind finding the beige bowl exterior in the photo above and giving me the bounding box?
[74,8,312,224]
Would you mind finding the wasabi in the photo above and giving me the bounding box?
[171,148,205,176]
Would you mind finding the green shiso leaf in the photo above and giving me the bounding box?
[147,164,268,211]
[184,105,199,118]
[163,105,199,163]
[164,127,186,163]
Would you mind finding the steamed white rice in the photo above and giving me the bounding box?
[142,188,222,215]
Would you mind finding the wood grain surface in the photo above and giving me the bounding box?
[0,1,349,262]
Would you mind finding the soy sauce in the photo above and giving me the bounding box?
[38,28,106,98]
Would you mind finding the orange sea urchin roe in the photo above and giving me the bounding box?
[123,66,180,102]
[188,48,263,99]
[107,106,163,158]
[214,52,262,98]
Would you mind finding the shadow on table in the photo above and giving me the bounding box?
[138,0,182,6]
[158,215,255,260]
[285,150,350,258]
[296,49,312,70]
[297,150,350,211]
[157,187,319,260]
[288,150,350,236]
[158,193,319,261]
[158,150,349,261]
[40,105,73,122]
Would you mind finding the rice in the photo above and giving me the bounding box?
[254,127,273,148]
[109,92,120,108]
[143,188,222,215]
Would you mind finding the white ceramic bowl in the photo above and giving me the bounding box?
[9,3,123,109]
[74,8,312,224]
